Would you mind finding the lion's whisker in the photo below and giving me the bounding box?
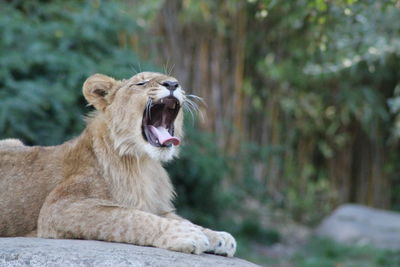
[168,63,175,76]
[182,94,204,122]
[183,102,195,121]
[185,98,200,113]
[186,94,205,104]
[129,64,138,74]
[163,63,167,75]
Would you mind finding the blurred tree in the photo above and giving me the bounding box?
[148,0,400,223]
[153,0,247,151]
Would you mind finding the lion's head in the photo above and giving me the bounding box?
[83,72,194,161]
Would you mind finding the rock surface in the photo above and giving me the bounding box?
[316,204,400,250]
[0,237,258,267]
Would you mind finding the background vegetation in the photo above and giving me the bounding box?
[1,0,400,265]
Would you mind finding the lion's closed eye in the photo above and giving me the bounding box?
[135,81,148,86]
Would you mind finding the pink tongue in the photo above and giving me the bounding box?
[148,125,180,146]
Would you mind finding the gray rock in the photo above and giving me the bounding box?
[316,204,400,250]
[0,237,258,267]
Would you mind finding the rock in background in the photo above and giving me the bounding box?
[0,237,259,267]
[316,204,400,250]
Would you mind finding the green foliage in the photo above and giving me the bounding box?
[166,121,230,227]
[286,173,335,225]
[0,0,155,145]
[293,238,400,267]
[238,219,280,245]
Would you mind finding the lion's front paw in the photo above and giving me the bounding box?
[203,229,236,257]
[154,222,210,255]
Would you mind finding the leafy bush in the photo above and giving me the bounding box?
[167,122,231,227]
[238,219,280,245]
[0,0,154,145]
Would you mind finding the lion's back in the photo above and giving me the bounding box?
[0,142,62,236]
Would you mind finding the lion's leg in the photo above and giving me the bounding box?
[163,212,237,257]
[38,199,210,255]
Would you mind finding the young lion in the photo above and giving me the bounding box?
[0,72,236,256]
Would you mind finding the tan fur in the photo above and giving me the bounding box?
[0,72,236,256]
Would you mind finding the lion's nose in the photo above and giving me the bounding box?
[162,81,179,91]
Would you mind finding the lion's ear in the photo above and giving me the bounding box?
[83,74,117,111]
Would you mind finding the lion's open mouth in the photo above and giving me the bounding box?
[142,96,181,147]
